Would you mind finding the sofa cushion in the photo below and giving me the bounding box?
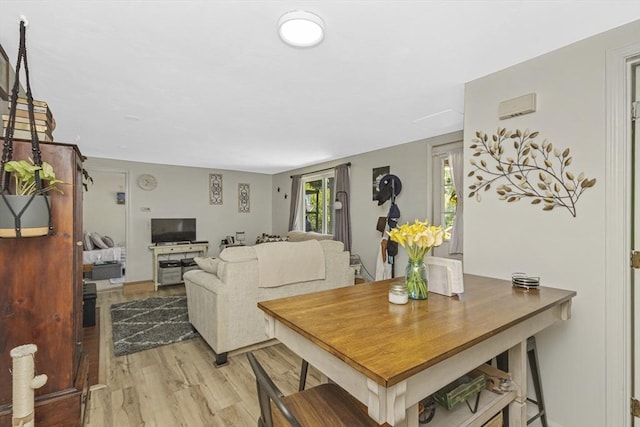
[254,240,325,287]
[287,231,334,242]
[194,257,220,274]
[220,245,257,262]
[318,239,345,252]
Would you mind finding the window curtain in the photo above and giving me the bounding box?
[448,148,464,254]
[288,175,302,231]
[334,163,352,252]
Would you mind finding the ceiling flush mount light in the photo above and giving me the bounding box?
[278,11,325,48]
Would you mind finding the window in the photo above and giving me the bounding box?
[441,157,457,232]
[300,172,334,234]
[432,142,462,237]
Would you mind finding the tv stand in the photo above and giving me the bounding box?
[155,240,196,246]
[149,242,209,290]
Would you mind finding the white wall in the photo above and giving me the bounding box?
[83,157,272,282]
[77,19,640,426]
[464,19,640,427]
[272,131,463,281]
[83,170,126,245]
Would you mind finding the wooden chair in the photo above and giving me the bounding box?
[527,336,548,427]
[247,352,386,427]
[298,360,309,391]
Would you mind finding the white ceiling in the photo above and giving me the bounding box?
[1,1,639,174]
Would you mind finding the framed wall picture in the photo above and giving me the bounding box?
[238,183,250,213]
[209,173,223,205]
[116,192,126,205]
[0,44,9,101]
[372,166,390,201]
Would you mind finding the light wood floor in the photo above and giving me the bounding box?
[84,284,320,427]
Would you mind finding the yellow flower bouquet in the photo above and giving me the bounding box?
[387,219,449,299]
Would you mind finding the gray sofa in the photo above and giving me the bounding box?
[183,239,355,366]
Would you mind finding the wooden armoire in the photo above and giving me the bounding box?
[0,138,88,426]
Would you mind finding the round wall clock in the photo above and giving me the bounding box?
[137,174,157,191]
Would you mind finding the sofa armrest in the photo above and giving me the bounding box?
[183,269,227,294]
[184,269,234,355]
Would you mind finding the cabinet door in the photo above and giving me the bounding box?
[0,139,82,406]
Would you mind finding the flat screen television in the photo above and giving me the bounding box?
[151,218,196,244]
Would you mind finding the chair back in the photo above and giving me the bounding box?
[246,352,302,427]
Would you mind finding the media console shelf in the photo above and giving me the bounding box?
[149,242,209,290]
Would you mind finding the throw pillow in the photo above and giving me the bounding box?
[83,232,94,251]
[255,233,288,244]
[102,235,115,248]
[194,257,219,274]
[90,232,109,250]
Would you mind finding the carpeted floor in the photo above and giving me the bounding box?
[110,295,199,356]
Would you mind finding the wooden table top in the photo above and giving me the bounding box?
[258,274,576,388]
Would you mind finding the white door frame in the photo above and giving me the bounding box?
[83,166,131,262]
[605,42,640,427]
[634,63,640,427]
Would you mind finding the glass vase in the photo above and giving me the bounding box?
[405,257,428,300]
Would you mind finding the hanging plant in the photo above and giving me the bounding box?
[0,19,59,238]
[4,158,66,195]
[468,128,596,217]
[80,156,94,191]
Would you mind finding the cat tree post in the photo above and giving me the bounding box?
[10,344,47,427]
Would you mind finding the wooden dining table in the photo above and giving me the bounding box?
[258,274,576,427]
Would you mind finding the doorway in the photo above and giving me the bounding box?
[606,42,640,426]
[82,169,128,290]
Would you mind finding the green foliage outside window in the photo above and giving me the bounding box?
[304,176,334,233]
[443,162,457,231]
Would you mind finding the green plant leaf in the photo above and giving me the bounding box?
[3,158,67,195]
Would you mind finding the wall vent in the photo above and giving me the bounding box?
[498,93,537,120]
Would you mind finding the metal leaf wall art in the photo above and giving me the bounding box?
[468,128,596,217]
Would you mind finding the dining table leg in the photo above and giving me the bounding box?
[508,339,528,426]
[387,403,419,427]
[405,402,419,427]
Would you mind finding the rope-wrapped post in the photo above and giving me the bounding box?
[10,344,47,427]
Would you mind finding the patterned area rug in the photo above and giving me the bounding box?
[111,296,198,357]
